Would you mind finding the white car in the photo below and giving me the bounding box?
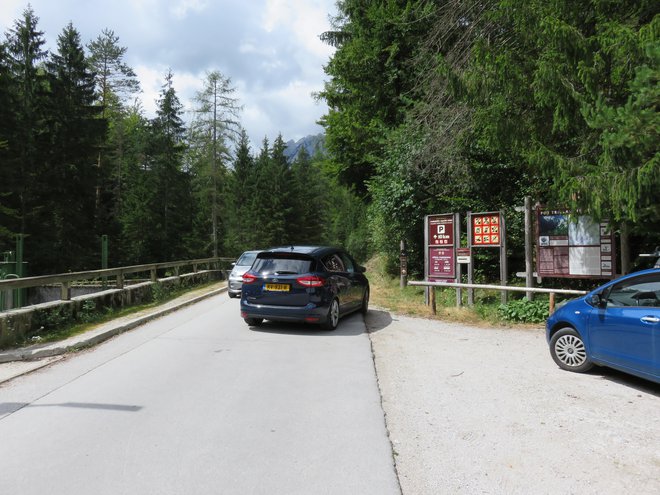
[227,251,261,298]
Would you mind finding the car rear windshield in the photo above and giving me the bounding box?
[236,252,258,266]
[252,255,313,275]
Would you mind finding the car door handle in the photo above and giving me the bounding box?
[640,316,660,323]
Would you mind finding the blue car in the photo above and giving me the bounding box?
[240,246,369,330]
[546,268,660,384]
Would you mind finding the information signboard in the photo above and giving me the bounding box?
[425,214,456,281]
[429,247,455,278]
[536,208,614,279]
[428,215,454,246]
[456,248,471,264]
[471,213,502,247]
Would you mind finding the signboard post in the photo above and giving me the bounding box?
[468,211,507,304]
[424,214,457,310]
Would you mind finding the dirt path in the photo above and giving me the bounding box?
[366,309,660,495]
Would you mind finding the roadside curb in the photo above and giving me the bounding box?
[0,285,228,367]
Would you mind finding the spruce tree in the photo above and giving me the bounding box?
[43,22,106,272]
[3,6,49,270]
[144,69,190,261]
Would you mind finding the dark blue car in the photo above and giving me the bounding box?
[240,246,369,330]
[546,268,660,384]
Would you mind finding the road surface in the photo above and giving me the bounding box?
[0,295,399,495]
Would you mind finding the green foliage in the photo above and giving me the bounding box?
[151,282,172,302]
[3,2,657,282]
[319,0,436,192]
[497,298,549,324]
[77,299,102,323]
[467,1,659,223]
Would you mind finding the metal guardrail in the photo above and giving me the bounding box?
[407,280,588,314]
[0,257,235,307]
[408,280,587,296]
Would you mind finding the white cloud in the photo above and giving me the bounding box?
[0,0,22,27]
[170,0,208,20]
[1,0,337,148]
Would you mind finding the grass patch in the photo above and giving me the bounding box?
[366,255,546,327]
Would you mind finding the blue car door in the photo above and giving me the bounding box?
[321,252,352,311]
[339,251,363,309]
[588,273,660,378]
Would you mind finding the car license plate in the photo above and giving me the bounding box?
[265,283,290,292]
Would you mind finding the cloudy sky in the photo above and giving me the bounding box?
[0,0,337,148]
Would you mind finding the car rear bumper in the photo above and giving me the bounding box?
[240,300,330,323]
[228,279,243,295]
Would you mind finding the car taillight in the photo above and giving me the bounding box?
[297,275,325,287]
[242,273,257,284]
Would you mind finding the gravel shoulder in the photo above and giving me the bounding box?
[366,308,660,495]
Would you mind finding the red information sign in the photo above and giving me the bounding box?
[428,215,454,246]
[425,214,456,281]
[429,247,455,279]
[472,213,501,246]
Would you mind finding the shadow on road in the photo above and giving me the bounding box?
[592,368,660,396]
[0,401,142,416]
[364,309,393,334]
[247,311,367,337]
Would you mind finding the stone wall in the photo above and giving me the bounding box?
[0,270,222,350]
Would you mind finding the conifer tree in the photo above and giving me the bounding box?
[43,22,106,271]
[145,69,191,261]
[2,6,48,253]
[190,70,241,257]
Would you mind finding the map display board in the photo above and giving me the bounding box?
[425,214,456,281]
[536,208,614,279]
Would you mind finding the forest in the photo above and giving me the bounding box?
[1,1,658,280]
[320,0,658,278]
[0,7,364,275]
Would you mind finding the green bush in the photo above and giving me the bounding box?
[497,298,549,324]
[78,300,102,323]
[151,282,172,302]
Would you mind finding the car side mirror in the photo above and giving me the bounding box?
[590,293,606,308]
[357,265,367,273]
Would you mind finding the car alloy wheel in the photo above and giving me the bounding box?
[323,299,340,330]
[550,327,593,373]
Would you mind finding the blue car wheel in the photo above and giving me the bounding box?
[550,327,593,373]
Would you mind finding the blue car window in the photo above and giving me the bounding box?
[605,274,660,308]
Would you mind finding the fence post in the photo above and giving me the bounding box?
[116,273,124,290]
[101,235,109,288]
[524,196,534,301]
[61,281,71,301]
[549,292,556,314]
[400,240,408,289]
[430,287,437,315]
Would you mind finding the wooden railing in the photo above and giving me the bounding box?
[0,257,234,308]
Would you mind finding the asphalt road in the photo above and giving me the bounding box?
[0,295,399,495]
